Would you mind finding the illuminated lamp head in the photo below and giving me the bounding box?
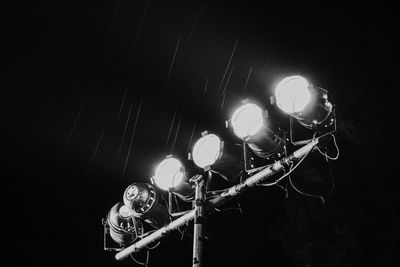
[230,101,284,158]
[153,157,194,200]
[123,183,170,229]
[106,202,143,246]
[191,132,242,183]
[192,133,222,168]
[275,75,333,129]
[154,157,185,190]
[231,103,264,140]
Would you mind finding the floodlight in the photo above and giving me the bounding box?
[275,75,311,113]
[275,75,333,129]
[231,103,264,139]
[154,157,185,190]
[106,202,143,246]
[191,132,242,182]
[230,101,284,158]
[123,183,171,229]
[153,156,194,200]
[192,133,222,168]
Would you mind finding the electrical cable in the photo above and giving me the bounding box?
[178,223,189,240]
[288,132,328,205]
[129,249,149,266]
[290,114,337,146]
[288,175,326,206]
[315,134,339,160]
[205,171,239,198]
[257,144,312,187]
[275,182,289,198]
[170,210,191,217]
[145,241,161,250]
[214,207,241,213]
[259,135,330,205]
[236,199,243,214]
[214,200,242,214]
[160,193,170,214]
[173,193,180,210]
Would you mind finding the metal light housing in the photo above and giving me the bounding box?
[275,75,333,129]
[105,202,143,247]
[191,132,242,183]
[153,156,194,200]
[123,183,171,229]
[230,101,284,159]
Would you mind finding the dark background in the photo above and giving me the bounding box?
[2,1,399,266]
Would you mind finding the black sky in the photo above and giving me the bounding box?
[2,1,399,266]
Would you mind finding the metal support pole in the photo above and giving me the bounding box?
[193,174,207,267]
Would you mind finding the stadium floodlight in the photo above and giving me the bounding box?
[191,132,242,182]
[104,69,339,267]
[153,156,194,200]
[114,138,324,262]
[230,101,284,159]
[123,183,171,229]
[275,75,333,129]
[231,103,264,139]
[192,133,221,169]
[154,157,185,190]
[104,202,143,249]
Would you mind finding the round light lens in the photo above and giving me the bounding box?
[154,157,185,191]
[231,103,264,139]
[275,75,311,114]
[192,134,222,168]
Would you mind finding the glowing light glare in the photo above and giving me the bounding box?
[275,75,311,114]
[231,103,264,139]
[192,134,222,168]
[154,158,185,191]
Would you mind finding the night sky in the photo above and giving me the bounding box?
[3,1,399,267]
